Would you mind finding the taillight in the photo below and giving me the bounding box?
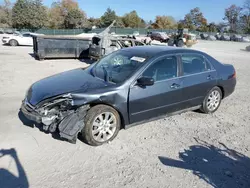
[232,71,236,78]
[229,71,236,79]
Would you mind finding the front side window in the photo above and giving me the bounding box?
[181,54,210,75]
[143,56,178,81]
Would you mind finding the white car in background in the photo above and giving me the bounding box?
[2,32,43,46]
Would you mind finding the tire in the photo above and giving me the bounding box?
[200,86,222,114]
[82,105,121,146]
[9,39,18,46]
[177,40,184,47]
[168,39,175,46]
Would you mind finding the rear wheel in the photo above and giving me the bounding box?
[200,87,222,114]
[9,39,18,46]
[177,40,184,47]
[82,105,121,146]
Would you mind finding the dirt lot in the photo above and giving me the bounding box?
[0,38,250,188]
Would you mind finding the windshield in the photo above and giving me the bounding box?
[91,50,148,84]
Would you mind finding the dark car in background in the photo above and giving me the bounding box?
[20,46,236,146]
[147,32,169,43]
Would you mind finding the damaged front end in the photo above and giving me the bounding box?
[21,94,89,143]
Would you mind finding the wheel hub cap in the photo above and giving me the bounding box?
[91,112,117,142]
[207,90,221,111]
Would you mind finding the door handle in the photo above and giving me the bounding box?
[170,83,180,89]
[207,75,212,80]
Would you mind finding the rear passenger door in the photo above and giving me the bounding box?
[22,33,33,45]
[179,53,217,108]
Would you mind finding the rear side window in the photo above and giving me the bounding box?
[143,56,178,81]
[23,34,31,37]
[181,54,211,75]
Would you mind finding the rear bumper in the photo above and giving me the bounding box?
[222,78,236,98]
[20,101,42,123]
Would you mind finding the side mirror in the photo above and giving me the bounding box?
[137,77,154,86]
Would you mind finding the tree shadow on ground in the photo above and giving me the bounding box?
[159,138,250,188]
[0,148,29,188]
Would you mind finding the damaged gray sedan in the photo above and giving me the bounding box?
[21,46,236,146]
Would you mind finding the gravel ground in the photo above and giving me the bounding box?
[0,39,250,188]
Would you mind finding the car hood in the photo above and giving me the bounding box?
[27,68,108,106]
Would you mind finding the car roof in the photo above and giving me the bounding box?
[119,46,202,58]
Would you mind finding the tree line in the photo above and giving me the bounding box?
[0,0,249,34]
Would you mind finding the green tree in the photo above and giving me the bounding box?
[183,7,208,31]
[29,0,48,30]
[115,16,125,28]
[177,21,185,29]
[0,0,12,27]
[153,15,176,29]
[47,2,64,29]
[182,14,195,30]
[223,4,242,33]
[12,0,47,30]
[208,22,218,32]
[87,17,101,28]
[64,8,87,28]
[122,10,143,28]
[140,19,146,28]
[47,0,87,29]
[241,0,250,33]
[100,8,117,27]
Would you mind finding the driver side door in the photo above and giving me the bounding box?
[128,55,184,123]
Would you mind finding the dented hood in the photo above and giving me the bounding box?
[27,68,108,106]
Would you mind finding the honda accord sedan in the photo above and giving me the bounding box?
[20,46,236,146]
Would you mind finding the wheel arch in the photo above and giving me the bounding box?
[89,103,125,129]
[217,85,225,99]
[9,39,19,46]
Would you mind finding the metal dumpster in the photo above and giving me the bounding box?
[33,35,92,60]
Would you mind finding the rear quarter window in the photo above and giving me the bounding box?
[181,54,212,75]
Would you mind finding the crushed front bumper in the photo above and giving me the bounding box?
[20,99,90,143]
[2,39,8,44]
[20,100,42,123]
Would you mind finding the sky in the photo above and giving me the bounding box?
[7,0,246,23]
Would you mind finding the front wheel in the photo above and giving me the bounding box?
[9,39,18,46]
[168,39,175,46]
[200,87,222,114]
[82,105,121,146]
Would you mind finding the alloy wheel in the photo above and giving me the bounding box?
[207,90,221,111]
[91,112,117,142]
